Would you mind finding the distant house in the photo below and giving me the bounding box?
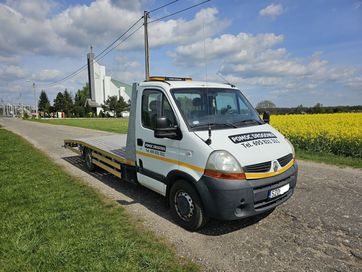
[120,111,130,118]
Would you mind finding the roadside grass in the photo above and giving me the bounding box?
[29,118,361,169]
[0,128,198,272]
[32,118,128,133]
[296,148,362,169]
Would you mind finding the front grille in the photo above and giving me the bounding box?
[244,161,271,173]
[277,153,293,167]
[244,153,293,173]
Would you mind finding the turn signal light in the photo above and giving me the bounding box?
[204,169,246,180]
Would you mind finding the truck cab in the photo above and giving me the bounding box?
[65,77,298,230]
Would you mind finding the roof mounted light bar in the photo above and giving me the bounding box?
[147,76,192,82]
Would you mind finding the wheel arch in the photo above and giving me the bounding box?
[166,170,203,207]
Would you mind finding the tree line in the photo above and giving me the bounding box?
[255,100,362,115]
[38,84,130,118]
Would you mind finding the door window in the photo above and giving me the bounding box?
[142,90,176,130]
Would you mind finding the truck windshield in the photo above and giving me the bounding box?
[172,88,262,130]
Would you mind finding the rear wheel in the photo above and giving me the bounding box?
[84,148,96,172]
[169,180,208,231]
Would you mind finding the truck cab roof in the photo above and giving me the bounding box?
[139,80,237,90]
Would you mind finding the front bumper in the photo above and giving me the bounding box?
[196,163,298,220]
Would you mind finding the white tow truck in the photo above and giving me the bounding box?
[64,77,298,230]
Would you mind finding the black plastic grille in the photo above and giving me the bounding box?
[244,153,293,173]
[244,161,271,173]
[277,153,293,167]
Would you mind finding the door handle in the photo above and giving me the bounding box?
[137,138,143,146]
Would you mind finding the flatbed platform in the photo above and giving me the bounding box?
[64,135,135,178]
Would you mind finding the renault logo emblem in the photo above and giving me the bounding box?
[273,161,278,172]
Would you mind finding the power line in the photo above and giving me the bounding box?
[94,0,181,61]
[149,0,211,23]
[41,0,211,87]
[43,64,88,88]
[94,17,143,61]
[42,18,144,88]
[96,24,144,62]
[149,0,179,13]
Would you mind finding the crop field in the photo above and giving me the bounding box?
[271,113,362,158]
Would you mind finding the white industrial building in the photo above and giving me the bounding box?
[87,52,132,115]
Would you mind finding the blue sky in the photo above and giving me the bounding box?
[0,0,361,107]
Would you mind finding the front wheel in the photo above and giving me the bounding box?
[169,180,208,231]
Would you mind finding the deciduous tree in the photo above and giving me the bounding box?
[256,100,276,109]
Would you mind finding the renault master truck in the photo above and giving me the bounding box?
[64,77,298,230]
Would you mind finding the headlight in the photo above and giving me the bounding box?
[285,138,295,159]
[204,150,245,180]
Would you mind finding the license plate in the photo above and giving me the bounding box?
[268,183,290,199]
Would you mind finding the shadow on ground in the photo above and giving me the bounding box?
[63,155,273,236]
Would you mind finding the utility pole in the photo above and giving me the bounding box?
[33,82,38,119]
[144,11,150,81]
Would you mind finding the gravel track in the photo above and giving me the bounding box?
[1,118,361,272]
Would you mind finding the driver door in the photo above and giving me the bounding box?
[135,88,180,195]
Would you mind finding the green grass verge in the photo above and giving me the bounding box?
[0,128,198,272]
[32,118,129,133]
[296,148,362,169]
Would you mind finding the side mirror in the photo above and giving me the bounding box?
[156,116,171,129]
[263,111,270,124]
[154,117,181,140]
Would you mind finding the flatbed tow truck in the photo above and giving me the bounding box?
[65,77,298,230]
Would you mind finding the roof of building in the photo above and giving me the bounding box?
[85,98,100,108]
[111,79,133,99]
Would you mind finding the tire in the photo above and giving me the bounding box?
[169,180,208,231]
[84,148,96,172]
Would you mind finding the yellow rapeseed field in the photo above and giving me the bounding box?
[270,113,362,158]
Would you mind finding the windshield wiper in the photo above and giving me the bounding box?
[233,119,262,126]
[192,122,238,129]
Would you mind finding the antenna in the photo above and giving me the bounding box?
[202,17,208,83]
[205,124,212,145]
[144,11,150,81]
[202,16,213,145]
[216,72,235,87]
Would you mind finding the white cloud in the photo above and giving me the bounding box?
[170,32,362,99]
[259,3,284,18]
[0,0,144,58]
[173,32,284,65]
[5,0,56,19]
[32,69,63,81]
[109,56,144,83]
[0,55,21,64]
[0,65,29,79]
[110,0,146,11]
[148,8,229,48]
[353,1,362,10]
[0,1,227,58]
[111,7,230,51]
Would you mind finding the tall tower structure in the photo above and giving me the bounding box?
[87,46,95,100]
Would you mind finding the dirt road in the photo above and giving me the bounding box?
[1,118,361,271]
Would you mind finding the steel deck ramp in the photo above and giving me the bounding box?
[64,134,135,178]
